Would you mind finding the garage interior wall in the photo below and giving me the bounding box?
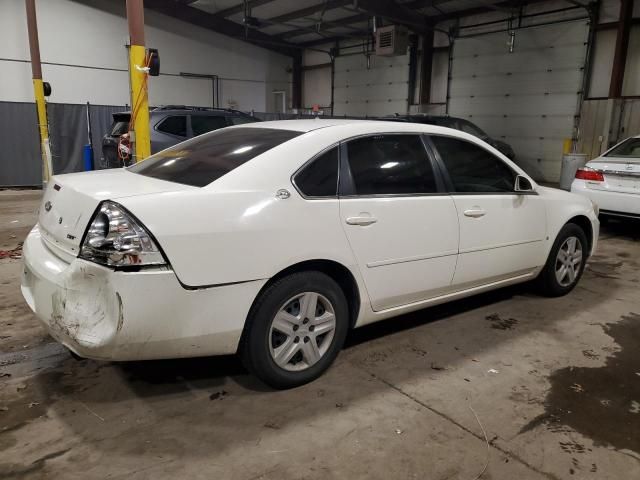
[313,0,638,182]
[579,0,640,159]
[0,0,292,109]
[0,0,293,186]
[429,0,639,181]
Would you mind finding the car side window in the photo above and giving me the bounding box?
[345,135,437,195]
[156,116,187,137]
[430,136,515,193]
[295,147,339,198]
[191,115,228,136]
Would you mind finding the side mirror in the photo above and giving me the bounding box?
[515,175,534,193]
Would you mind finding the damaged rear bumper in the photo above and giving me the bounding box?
[21,225,267,361]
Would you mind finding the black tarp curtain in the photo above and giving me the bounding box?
[0,101,124,187]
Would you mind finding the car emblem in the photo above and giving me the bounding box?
[44,201,52,212]
[58,217,63,224]
[276,189,291,199]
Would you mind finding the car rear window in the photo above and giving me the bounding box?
[605,137,640,158]
[128,127,302,187]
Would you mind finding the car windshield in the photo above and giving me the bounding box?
[605,137,640,158]
[128,127,302,187]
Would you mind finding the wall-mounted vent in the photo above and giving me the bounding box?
[375,25,409,56]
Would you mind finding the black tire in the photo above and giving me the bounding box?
[536,223,588,297]
[240,271,349,389]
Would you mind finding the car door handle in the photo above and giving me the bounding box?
[463,208,486,218]
[346,215,378,226]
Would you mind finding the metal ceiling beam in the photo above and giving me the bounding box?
[275,0,444,41]
[215,0,277,18]
[280,0,551,46]
[432,0,545,22]
[144,0,299,56]
[278,13,368,39]
[267,0,353,24]
[354,0,431,32]
[298,33,369,48]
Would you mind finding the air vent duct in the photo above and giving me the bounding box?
[375,25,409,56]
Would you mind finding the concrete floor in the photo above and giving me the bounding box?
[1,189,639,480]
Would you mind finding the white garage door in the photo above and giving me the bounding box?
[303,66,332,110]
[449,20,589,182]
[333,53,410,117]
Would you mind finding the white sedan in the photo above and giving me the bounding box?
[22,120,598,388]
[571,135,640,219]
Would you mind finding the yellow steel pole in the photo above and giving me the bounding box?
[126,0,151,162]
[25,0,52,183]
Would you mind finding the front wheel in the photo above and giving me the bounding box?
[536,224,588,297]
[240,271,349,389]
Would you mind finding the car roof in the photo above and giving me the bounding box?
[233,118,473,136]
[244,119,392,132]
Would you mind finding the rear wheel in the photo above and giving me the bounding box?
[240,271,349,389]
[537,223,588,297]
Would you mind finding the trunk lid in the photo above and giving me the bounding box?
[585,157,640,195]
[38,169,194,261]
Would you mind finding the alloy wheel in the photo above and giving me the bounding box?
[555,236,583,287]
[268,292,337,372]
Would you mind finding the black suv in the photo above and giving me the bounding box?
[102,106,260,167]
[379,114,515,160]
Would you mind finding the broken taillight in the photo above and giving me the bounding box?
[79,201,166,268]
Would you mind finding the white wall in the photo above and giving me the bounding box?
[0,0,292,110]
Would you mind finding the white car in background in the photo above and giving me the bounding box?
[571,135,640,219]
[22,120,598,388]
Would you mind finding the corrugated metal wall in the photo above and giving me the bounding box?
[578,99,640,159]
[449,20,590,182]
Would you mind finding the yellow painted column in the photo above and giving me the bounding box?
[33,78,52,181]
[126,0,150,162]
[25,0,52,183]
[129,44,151,161]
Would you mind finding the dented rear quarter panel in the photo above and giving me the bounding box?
[22,226,267,359]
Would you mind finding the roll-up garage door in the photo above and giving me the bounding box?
[449,20,589,182]
[303,66,332,111]
[333,53,410,117]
